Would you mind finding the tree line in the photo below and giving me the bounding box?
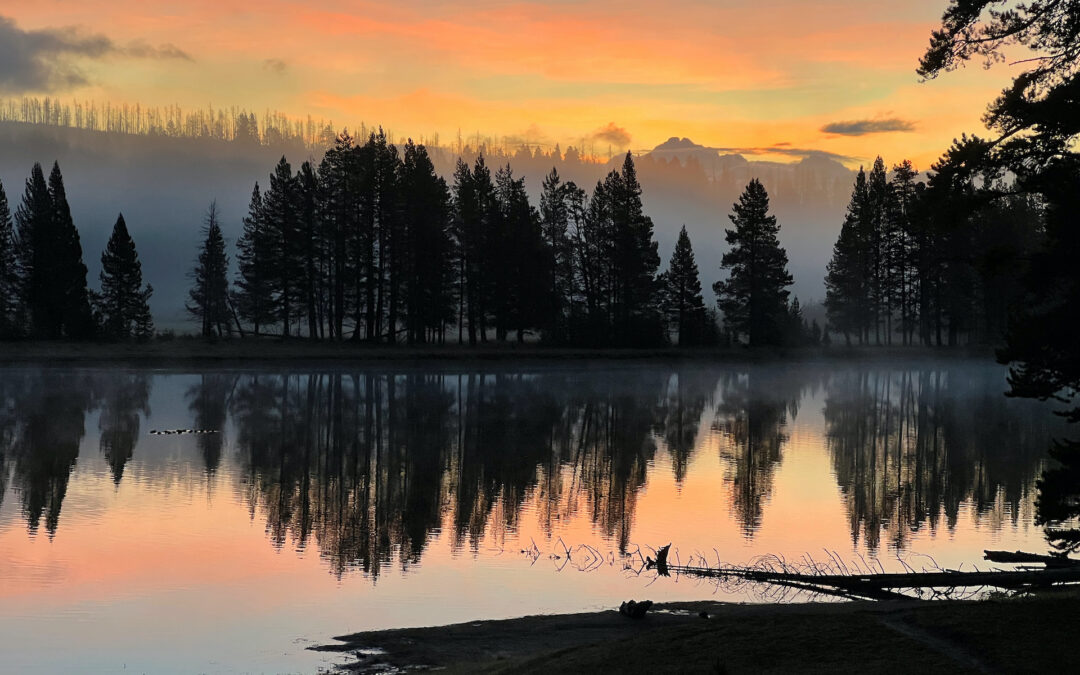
[0,162,153,340]
[188,132,814,347]
[823,150,1040,347]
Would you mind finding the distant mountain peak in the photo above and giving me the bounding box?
[652,137,708,152]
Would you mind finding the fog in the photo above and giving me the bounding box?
[0,123,850,330]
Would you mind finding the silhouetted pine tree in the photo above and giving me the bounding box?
[0,179,18,337]
[713,179,793,346]
[866,157,890,344]
[235,184,273,335]
[99,213,153,339]
[888,160,921,345]
[665,226,707,346]
[295,161,320,338]
[608,152,663,344]
[825,168,870,345]
[502,165,549,342]
[14,164,52,335]
[16,162,93,338]
[539,167,577,342]
[48,163,95,338]
[187,202,231,338]
[572,177,612,343]
[263,156,301,336]
[316,131,358,340]
[400,140,454,344]
[452,155,496,344]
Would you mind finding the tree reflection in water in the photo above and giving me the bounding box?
[0,364,1062,574]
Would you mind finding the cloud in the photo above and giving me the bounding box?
[262,58,288,75]
[590,122,631,148]
[820,118,916,136]
[0,15,191,93]
[715,145,858,164]
[122,41,193,61]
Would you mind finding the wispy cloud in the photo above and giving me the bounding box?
[262,58,288,75]
[0,15,190,93]
[821,118,915,136]
[714,145,858,163]
[590,122,631,147]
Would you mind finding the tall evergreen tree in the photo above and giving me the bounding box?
[825,168,871,345]
[262,156,301,336]
[400,140,454,344]
[48,163,94,338]
[0,179,18,337]
[14,163,52,335]
[713,179,793,346]
[316,131,358,340]
[295,161,320,338]
[99,213,153,339]
[539,168,576,343]
[665,226,707,346]
[15,162,93,338]
[888,160,921,345]
[608,152,663,344]
[234,183,273,335]
[866,157,890,344]
[187,202,231,338]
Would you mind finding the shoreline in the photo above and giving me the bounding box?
[317,593,1079,673]
[0,338,998,366]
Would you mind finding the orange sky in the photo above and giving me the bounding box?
[0,1,1020,168]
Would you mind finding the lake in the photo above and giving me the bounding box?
[0,360,1064,673]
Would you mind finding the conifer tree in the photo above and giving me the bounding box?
[867,157,890,343]
[825,168,870,345]
[48,162,95,338]
[187,202,231,338]
[608,152,662,344]
[262,156,301,336]
[0,179,18,337]
[295,161,320,338]
[713,179,793,346]
[665,226,707,346]
[316,131,358,340]
[400,140,454,344]
[99,213,153,339]
[235,183,273,335]
[539,168,576,342]
[14,163,52,335]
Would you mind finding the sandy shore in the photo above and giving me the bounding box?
[316,593,1079,673]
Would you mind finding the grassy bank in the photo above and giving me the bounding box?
[318,592,1079,673]
[0,337,997,366]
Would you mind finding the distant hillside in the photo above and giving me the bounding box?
[0,123,850,330]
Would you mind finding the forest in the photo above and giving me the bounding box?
[0,132,1047,351]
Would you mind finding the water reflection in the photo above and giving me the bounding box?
[0,363,1062,573]
[713,368,814,536]
[824,368,1054,551]
[0,372,96,536]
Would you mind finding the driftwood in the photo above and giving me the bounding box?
[645,545,1080,602]
[983,550,1080,568]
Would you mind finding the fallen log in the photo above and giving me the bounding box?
[649,547,1080,601]
[983,550,1080,568]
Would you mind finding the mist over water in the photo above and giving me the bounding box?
[0,360,1062,672]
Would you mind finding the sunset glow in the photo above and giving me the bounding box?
[0,0,1016,167]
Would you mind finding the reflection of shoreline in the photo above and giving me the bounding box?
[0,340,998,365]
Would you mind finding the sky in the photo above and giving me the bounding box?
[0,0,1016,169]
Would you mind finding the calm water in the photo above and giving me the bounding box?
[0,361,1064,673]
